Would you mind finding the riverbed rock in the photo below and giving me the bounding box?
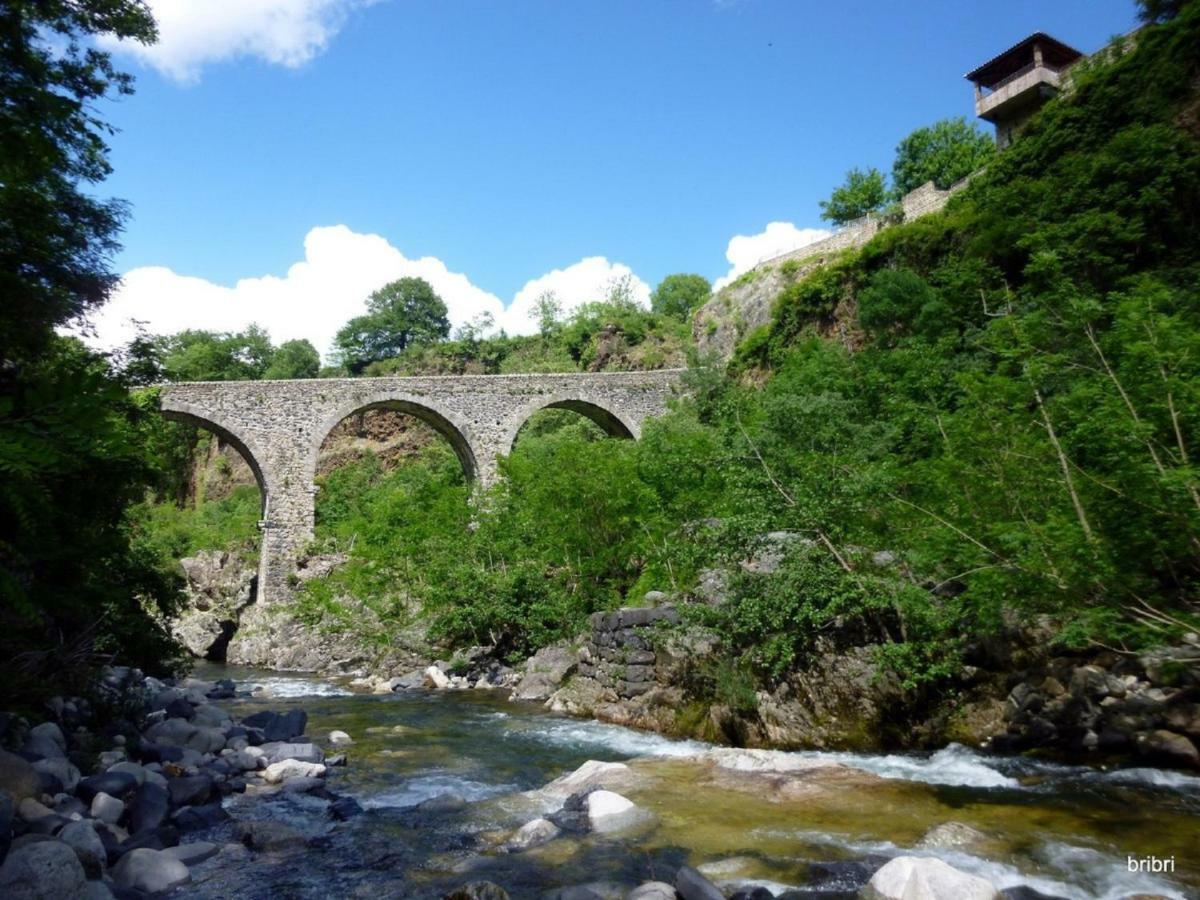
[58,821,106,877]
[28,723,66,754]
[1134,730,1200,769]
[167,774,214,807]
[675,865,725,900]
[502,817,560,852]
[862,856,1001,900]
[0,751,42,804]
[263,759,326,784]
[18,797,56,823]
[260,741,324,765]
[163,841,219,866]
[424,665,451,689]
[129,782,170,834]
[917,821,990,851]
[628,883,677,900]
[236,820,305,851]
[443,882,510,900]
[90,791,124,824]
[31,758,81,794]
[111,847,191,893]
[329,730,353,746]
[0,839,88,899]
[242,709,308,743]
[535,760,638,803]
[585,790,642,833]
[511,643,579,702]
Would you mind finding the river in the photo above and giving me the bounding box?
[185,663,1200,899]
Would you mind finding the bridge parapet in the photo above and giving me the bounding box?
[159,370,683,603]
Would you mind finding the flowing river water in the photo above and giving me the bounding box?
[186,663,1200,899]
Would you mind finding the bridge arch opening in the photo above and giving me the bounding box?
[161,410,269,513]
[506,397,637,456]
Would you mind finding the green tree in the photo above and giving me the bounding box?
[819,167,888,225]
[154,326,275,381]
[890,117,995,197]
[335,277,451,374]
[0,1,157,359]
[264,338,320,379]
[651,273,711,320]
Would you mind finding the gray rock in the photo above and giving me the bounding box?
[443,882,510,900]
[81,881,115,900]
[163,841,219,866]
[502,817,560,852]
[111,847,191,894]
[106,761,147,786]
[91,792,124,824]
[32,758,80,793]
[58,821,106,877]
[511,643,580,702]
[77,771,138,802]
[260,741,324,765]
[862,856,1000,900]
[129,782,170,834]
[0,839,88,899]
[21,735,64,761]
[0,752,42,805]
[236,819,304,852]
[167,774,214,807]
[28,723,66,753]
[627,883,677,900]
[242,709,307,742]
[1134,730,1200,769]
[676,865,724,900]
[916,821,989,851]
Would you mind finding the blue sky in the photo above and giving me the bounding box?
[89,0,1139,356]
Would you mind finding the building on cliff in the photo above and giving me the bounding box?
[966,33,1084,149]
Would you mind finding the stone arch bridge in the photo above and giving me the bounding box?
[160,370,683,603]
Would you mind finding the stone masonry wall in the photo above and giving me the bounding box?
[578,606,681,699]
[160,371,682,605]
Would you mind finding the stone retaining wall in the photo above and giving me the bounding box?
[577,607,680,699]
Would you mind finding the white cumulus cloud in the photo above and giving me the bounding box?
[713,221,831,291]
[84,225,649,361]
[100,0,374,83]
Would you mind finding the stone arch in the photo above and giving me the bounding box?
[502,393,640,456]
[160,403,271,516]
[308,393,479,485]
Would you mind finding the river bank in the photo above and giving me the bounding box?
[7,662,1194,898]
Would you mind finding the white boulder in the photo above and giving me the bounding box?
[862,856,1001,900]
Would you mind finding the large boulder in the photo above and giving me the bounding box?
[1134,730,1200,769]
[58,821,106,877]
[111,847,191,894]
[862,856,1001,900]
[242,710,308,743]
[511,643,579,702]
[0,751,41,805]
[0,840,88,899]
[129,782,170,834]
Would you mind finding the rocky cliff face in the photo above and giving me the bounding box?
[171,551,256,660]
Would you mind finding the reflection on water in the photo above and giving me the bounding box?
[186,663,1200,899]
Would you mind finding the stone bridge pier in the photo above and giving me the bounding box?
[159,371,682,604]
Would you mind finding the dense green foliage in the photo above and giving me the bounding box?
[890,117,995,196]
[819,166,888,224]
[650,273,712,320]
[0,0,156,360]
[142,327,320,382]
[0,1,189,704]
[335,277,451,374]
[740,5,1200,655]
